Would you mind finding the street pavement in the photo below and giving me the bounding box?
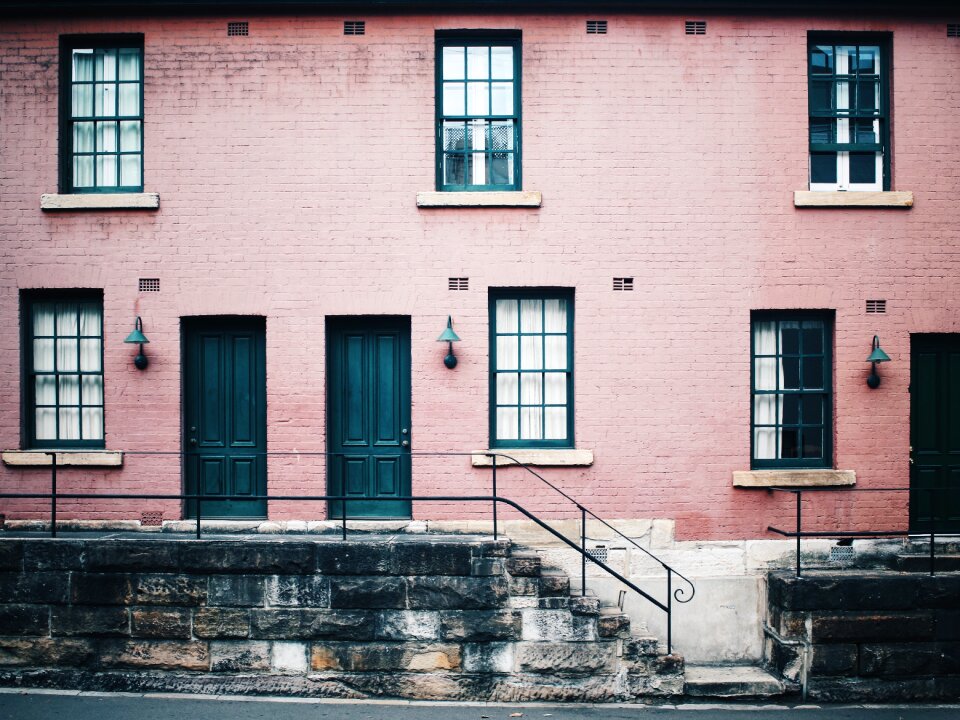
[1,691,959,720]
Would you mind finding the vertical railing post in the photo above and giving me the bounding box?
[667,568,673,655]
[580,507,587,597]
[796,490,802,578]
[491,455,498,541]
[48,452,57,539]
[196,490,202,540]
[341,496,347,541]
[930,488,936,577]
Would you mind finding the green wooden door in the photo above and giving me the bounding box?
[911,334,960,533]
[327,317,412,519]
[183,317,267,518]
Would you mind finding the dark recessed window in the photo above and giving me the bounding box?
[60,35,144,193]
[22,291,105,448]
[436,32,521,192]
[751,312,833,469]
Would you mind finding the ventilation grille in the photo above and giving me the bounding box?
[227,21,249,37]
[588,545,608,564]
[138,278,160,293]
[344,20,366,36]
[586,20,608,35]
[448,277,469,291]
[866,299,887,314]
[829,545,855,564]
[948,24,960,37]
[613,277,634,291]
[140,510,164,527]
[685,20,707,35]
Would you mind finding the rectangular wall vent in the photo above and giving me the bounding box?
[613,277,634,291]
[588,545,608,564]
[866,299,887,314]
[949,24,960,37]
[139,278,160,293]
[586,20,608,35]
[829,545,855,564]
[344,20,366,36]
[448,277,469,291]
[140,510,163,527]
[685,20,707,35]
[227,21,249,37]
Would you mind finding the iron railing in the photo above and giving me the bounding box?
[0,449,695,654]
[767,486,954,577]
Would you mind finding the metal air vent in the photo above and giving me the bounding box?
[948,24,960,37]
[140,510,164,527]
[227,22,249,37]
[448,277,469,291]
[344,21,366,36]
[586,20,608,35]
[866,299,887,314]
[588,545,608,564]
[138,278,160,293]
[685,20,707,35]
[613,277,634,291]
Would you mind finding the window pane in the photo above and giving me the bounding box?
[97,121,117,152]
[83,407,104,440]
[520,373,542,405]
[496,373,518,405]
[94,49,117,81]
[520,299,542,332]
[491,47,513,79]
[442,46,465,80]
[802,322,823,353]
[835,46,857,74]
[82,375,104,405]
[118,48,140,80]
[59,407,80,440]
[802,356,823,389]
[80,339,101,371]
[780,429,800,458]
[857,80,878,112]
[520,336,543,370]
[545,336,566,370]
[74,122,94,152]
[809,120,835,144]
[520,407,542,440]
[33,340,54,371]
[753,321,776,355]
[754,427,778,460]
[754,358,778,391]
[544,299,566,332]
[120,155,141,187]
[119,83,139,116]
[802,428,823,460]
[497,336,519,370]
[490,120,514,150]
[781,357,800,390]
[443,153,465,186]
[57,339,78,372]
[72,49,94,81]
[73,156,94,187]
[79,303,101,335]
[782,395,800,424]
[58,375,80,405]
[96,155,118,187]
[780,321,800,354]
[544,373,566,404]
[857,46,879,74]
[849,152,877,184]
[36,409,57,440]
[35,376,56,405]
[802,396,822,425]
[491,82,513,115]
[488,153,513,185]
[57,304,78,335]
[810,153,837,184]
[120,120,141,152]
[810,45,833,74]
[94,83,116,116]
[809,80,833,111]
[496,407,518,440]
[496,299,518,333]
[442,82,465,116]
[754,395,777,425]
[467,82,489,116]
[442,121,466,151]
[72,83,92,117]
[467,46,489,79]
[545,408,566,440]
[33,304,55,335]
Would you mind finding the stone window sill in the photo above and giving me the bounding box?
[793,191,913,208]
[733,469,855,488]
[417,191,541,208]
[41,193,160,211]
[2,450,123,467]
[471,449,593,467]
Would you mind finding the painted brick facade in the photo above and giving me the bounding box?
[1,11,958,539]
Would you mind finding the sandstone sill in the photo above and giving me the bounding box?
[40,193,160,210]
[2,450,123,467]
[471,449,594,467]
[417,191,541,208]
[793,191,913,208]
[732,470,856,488]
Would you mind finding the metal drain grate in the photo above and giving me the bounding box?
[344,21,366,36]
[227,22,249,37]
[138,278,160,292]
[586,20,608,35]
[866,299,887,314]
[613,277,634,291]
[448,277,469,291]
[685,20,707,35]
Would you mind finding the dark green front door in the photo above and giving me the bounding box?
[911,334,960,533]
[183,317,267,518]
[327,317,412,519]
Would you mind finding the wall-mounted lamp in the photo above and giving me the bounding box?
[124,316,150,370]
[866,335,890,389]
[436,316,461,369]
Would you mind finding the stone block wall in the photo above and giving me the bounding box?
[765,570,960,701]
[0,536,682,701]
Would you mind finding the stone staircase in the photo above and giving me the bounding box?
[0,533,683,701]
[892,539,960,573]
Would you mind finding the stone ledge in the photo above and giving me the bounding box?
[40,193,160,210]
[471,449,594,467]
[417,191,541,208]
[2,450,123,467]
[733,470,855,488]
[793,191,913,208]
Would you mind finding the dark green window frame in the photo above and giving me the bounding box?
[489,288,574,449]
[21,290,105,449]
[750,311,833,470]
[435,31,521,192]
[59,34,145,193]
[808,32,891,191]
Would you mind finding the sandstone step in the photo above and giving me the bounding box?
[894,554,960,572]
[684,664,789,699]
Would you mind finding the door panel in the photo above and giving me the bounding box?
[327,317,411,518]
[911,335,960,532]
[184,317,267,518]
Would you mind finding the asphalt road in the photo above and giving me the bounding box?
[2,692,959,720]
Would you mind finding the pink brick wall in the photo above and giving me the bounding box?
[1,14,958,539]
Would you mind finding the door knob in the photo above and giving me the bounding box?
[401,440,410,448]
[402,428,409,435]
[189,438,197,446]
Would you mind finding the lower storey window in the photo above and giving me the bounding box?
[24,293,104,447]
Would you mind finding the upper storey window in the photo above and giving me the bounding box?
[60,36,144,193]
[808,35,890,191]
[436,33,521,191]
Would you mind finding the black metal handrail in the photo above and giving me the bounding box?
[767,486,952,577]
[0,449,695,654]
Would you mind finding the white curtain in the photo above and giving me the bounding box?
[753,321,783,460]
